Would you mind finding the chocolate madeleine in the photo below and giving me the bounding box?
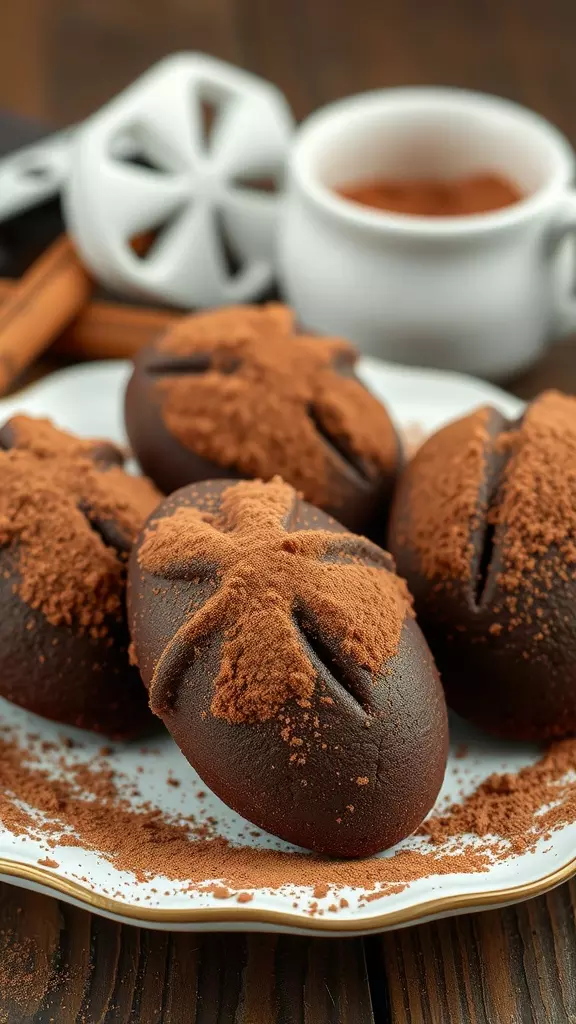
[124,304,400,541]
[0,415,160,737]
[128,477,448,857]
[389,391,576,740]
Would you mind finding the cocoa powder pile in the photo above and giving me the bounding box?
[138,477,413,723]
[154,304,398,509]
[421,739,576,854]
[0,416,159,636]
[0,728,575,904]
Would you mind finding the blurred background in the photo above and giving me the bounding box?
[1,0,576,135]
[0,0,575,398]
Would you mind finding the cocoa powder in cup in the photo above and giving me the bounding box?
[338,173,522,217]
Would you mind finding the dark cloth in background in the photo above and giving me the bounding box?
[0,112,64,277]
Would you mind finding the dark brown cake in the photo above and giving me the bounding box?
[388,390,576,740]
[128,476,448,857]
[0,415,160,737]
[124,304,400,541]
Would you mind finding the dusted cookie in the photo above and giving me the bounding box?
[388,391,576,740]
[129,477,448,857]
[0,415,160,737]
[125,304,400,540]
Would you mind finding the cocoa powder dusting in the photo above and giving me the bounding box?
[155,304,398,508]
[397,407,492,583]
[420,739,576,854]
[0,930,50,1013]
[0,731,575,901]
[3,415,121,464]
[404,392,576,640]
[0,416,159,635]
[138,478,412,722]
[489,392,576,621]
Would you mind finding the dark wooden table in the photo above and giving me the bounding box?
[2,5,576,1019]
[2,872,576,1022]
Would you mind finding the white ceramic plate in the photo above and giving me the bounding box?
[1,359,573,937]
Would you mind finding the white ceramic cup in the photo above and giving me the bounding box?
[278,87,576,378]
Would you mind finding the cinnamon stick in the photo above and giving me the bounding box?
[0,235,92,393]
[0,280,177,360]
[55,301,176,359]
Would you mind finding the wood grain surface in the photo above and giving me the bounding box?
[1,3,576,1022]
[2,878,576,1022]
[374,877,576,1023]
[0,0,576,142]
[0,883,376,1023]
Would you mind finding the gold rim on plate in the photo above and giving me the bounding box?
[0,853,575,932]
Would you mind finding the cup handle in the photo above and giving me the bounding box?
[551,190,576,337]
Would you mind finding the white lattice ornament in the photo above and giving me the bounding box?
[0,129,74,223]
[64,54,295,308]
